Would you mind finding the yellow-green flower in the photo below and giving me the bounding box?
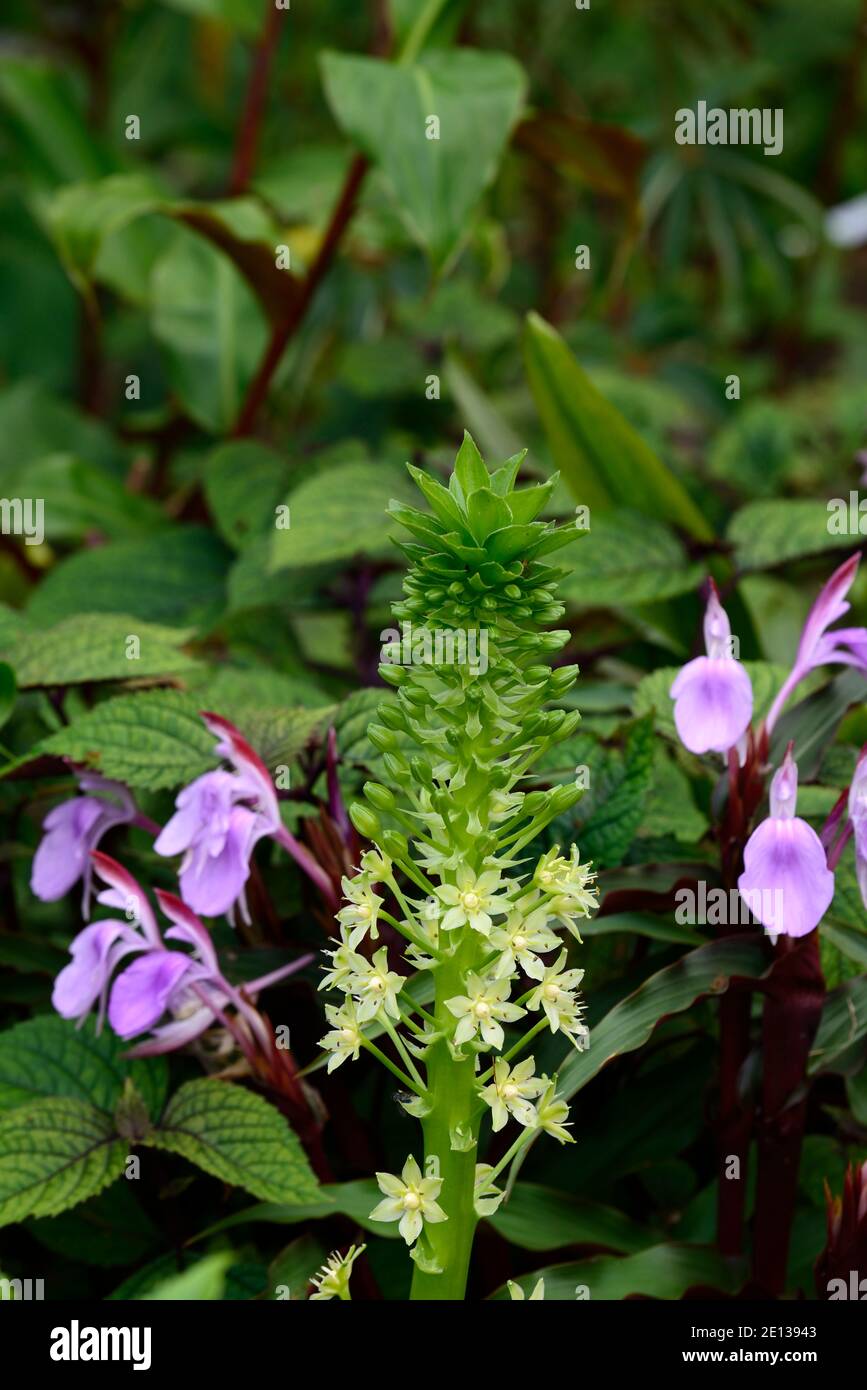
[309,1244,366,1301]
[369,1155,447,1245]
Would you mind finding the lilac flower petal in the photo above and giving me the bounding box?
[178,806,260,917]
[52,920,141,1022]
[108,950,198,1039]
[31,798,104,900]
[201,712,280,828]
[738,817,834,938]
[671,656,753,755]
[91,851,161,946]
[122,1008,215,1056]
[154,770,239,857]
[156,889,219,971]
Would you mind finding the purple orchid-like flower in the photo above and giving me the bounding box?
[52,851,311,1056]
[154,712,284,921]
[670,583,753,756]
[844,749,867,907]
[738,746,835,939]
[31,774,137,911]
[764,553,867,735]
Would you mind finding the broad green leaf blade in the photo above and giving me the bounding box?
[727,499,857,572]
[0,1016,168,1119]
[0,614,199,687]
[146,1079,319,1204]
[572,714,655,868]
[269,461,418,571]
[581,912,702,946]
[0,1099,126,1225]
[320,49,526,267]
[204,440,292,551]
[26,527,230,629]
[0,663,15,730]
[36,689,218,791]
[523,312,711,538]
[498,1243,745,1300]
[559,512,703,607]
[139,1252,233,1301]
[808,977,867,1077]
[188,1179,400,1243]
[488,1183,656,1254]
[558,935,770,1102]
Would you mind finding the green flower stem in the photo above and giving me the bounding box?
[381,1015,427,1091]
[378,907,436,957]
[359,1036,424,1096]
[409,942,481,1301]
[477,1128,532,1193]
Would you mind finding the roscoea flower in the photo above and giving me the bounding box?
[765,553,867,734]
[737,747,834,938]
[155,713,282,921]
[670,583,753,756]
[52,852,311,1055]
[369,1154,447,1246]
[31,774,137,910]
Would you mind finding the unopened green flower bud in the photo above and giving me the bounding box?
[549,665,579,696]
[524,665,550,684]
[559,709,582,738]
[411,756,433,787]
[364,781,396,812]
[403,685,429,707]
[377,702,406,731]
[381,829,409,860]
[383,751,410,781]
[379,664,408,688]
[350,802,381,839]
[551,783,583,815]
[521,790,548,817]
[368,724,399,753]
[538,630,570,653]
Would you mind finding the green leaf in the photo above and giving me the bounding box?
[27,527,230,629]
[229,706,334,777]
[0,58,107,185]
[150,230,268,433]
[558,936,770,1103]
[0,614,198,687]
[559,512,702,607]
[639,748,709,843]
[146,1079,320,1204]
[523,313,711,538]
[44,172,162,289]
[500,1243,744,1300]
[0,1099,127,1225]
[269,461,417,572]
[321,48,525,267]
[573,715,655,868]
[581,912,702,946]
[770,670,867,778]
[188,1179,403,1243]
[204,440,292,550]
[0,1016,168,1119]
[0,664,15,731]
[139,1251,233,1301]
[489,1183,655,1254]
[37,689,218,791]
[808,977,867,1077]
[727,499,855,572]
[27,1182,160,1268]
[634,662,787,743]
[0,455,163,543]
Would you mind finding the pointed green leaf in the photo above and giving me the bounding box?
[0,1099,127,1225]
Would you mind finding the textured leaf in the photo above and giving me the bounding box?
[559,512,702,607]
[269,461,417,571]
[0,614,198,687]
[27,527,230,628]
[0,454,163,542]
[0,1099,126,1225]
[500,1243,744,1300]
[147,1079,319,1204]
[204,440,292,551]
[808,977,867,1077]
[321,48,525,267]
[573,715,655,868]
[524,312,711,538]
[639,748,708,843]
[727,499,855,572]
[38,689,218,790]
[0,1015,168,1119]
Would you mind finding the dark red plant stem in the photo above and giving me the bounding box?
[232,153,369,437]
[752,930,826,1294]
[228,0,288,195]
[716,988,754,1256]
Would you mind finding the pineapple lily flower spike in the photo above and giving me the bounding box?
[317,433,598,1300]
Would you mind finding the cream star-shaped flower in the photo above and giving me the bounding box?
[489,904,560,980]
[435,865,511,937]
[480,1056,546,1132]
[508,1277,545,1300]
[535,1078,574,1145]
[369,1155,447,1245]
[445,973,525,1050]
[309,1244,366,1300]
[318,1000,364,1072]
[337,874,383,940]
[526,949,585,1030]
[345,946,404,1023]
